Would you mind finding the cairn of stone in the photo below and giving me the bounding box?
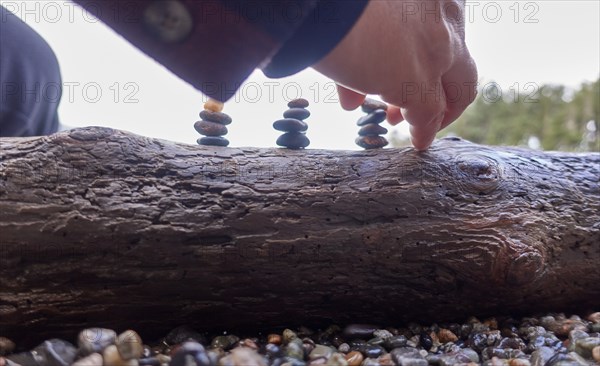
[355,98,389,149]
[194,99,231,147]
[274,98,311,149]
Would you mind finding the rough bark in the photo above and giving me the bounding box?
[1,127,598,345]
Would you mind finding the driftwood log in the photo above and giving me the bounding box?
[1,127,599,345]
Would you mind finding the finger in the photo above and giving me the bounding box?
[336,84,366,110]
[408,111,444,151]
[400,81,447,151]
[386,105,404,125]
[440,54,478,129]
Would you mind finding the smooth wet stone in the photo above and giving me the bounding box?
[283,108,311,120]
[383,336,407,351]
[357,110,387,126]
[361,98,388,113]
[498,337,526,350]
[520,326,546,340]
[116,330,143,361]
[546,352,588,366]
[199,110,232,125]
[568,330,589,347]
[530,347,556,366]
[358,123,388,136]
[302,344,315,359]
[593,346,600,362]
[0,339,15,357]
[366,337,384,346]
[138,358,161,366]
[273,118,308,132]
[527,335,561,353]
[210,335,239,351]
[355,135,388,149]
[206,350,222,365]
[285,339,304,360]
[204,99,224,112]
[7,352,37,366]
[265,343,282,358]
[103,345,137,366]
[287,98,310,109]
[573,337,600,359]
[546,318,588,337]
[390,347,427,366]
[308,344,333,360]
[218,347,267,366]
[170,342,210,366]
[276,132,310,149]
[459,348,480,363]
[197,136,230,147]
[340,324,373,339]
[78,328,116,357]
[419,333,433,350]
[468,331,501,352]
[239,339,259,351]
[363,345,385,358]
[428,349,479,366]
[33,339,77,366]
[372,330,393,340]
[268,334,282,345]
[283,330,299,344]
[272,356,306,366]
[155,354,171,364]
[307,355,326,365]
[374,353,394,366]
[482,347,526,361]
[509,359,531,366]
[165,326,206,345]
[437,329,459,343]
[194,120,228,136]
[336,343,349,354]
[325,353,347,366]
[72,353,103,366]
[344,351,362,366]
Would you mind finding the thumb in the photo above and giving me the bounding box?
[336,84,366,111]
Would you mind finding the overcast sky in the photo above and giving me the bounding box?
[2,0,599,149]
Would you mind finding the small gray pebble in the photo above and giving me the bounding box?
[337,343,349,353]
[391,347,428,366]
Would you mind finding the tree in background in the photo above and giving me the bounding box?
[390,79,599,152]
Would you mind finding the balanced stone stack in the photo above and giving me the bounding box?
[194,99,231,147]
[274,98,311,149]
[355,98,389,149]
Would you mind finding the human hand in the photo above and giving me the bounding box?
[313,0,478,150]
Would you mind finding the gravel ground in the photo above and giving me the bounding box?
[1,312,599,366]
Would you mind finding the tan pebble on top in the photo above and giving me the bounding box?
[204,99,224,112]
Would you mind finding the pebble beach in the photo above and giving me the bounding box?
[1,312,599,366]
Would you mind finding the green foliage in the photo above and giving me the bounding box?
[437,79,599,151]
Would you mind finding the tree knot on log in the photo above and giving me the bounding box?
[454,153,502,194]
[505,250,545,286]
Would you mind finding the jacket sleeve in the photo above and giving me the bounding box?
[72,0,369,102]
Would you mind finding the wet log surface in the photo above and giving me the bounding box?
[1,127,598,345]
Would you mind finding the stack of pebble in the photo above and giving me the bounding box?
[355,98,389,149]
[194,99,232,147]
[274,98,311,149]
[2,312,599,366]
